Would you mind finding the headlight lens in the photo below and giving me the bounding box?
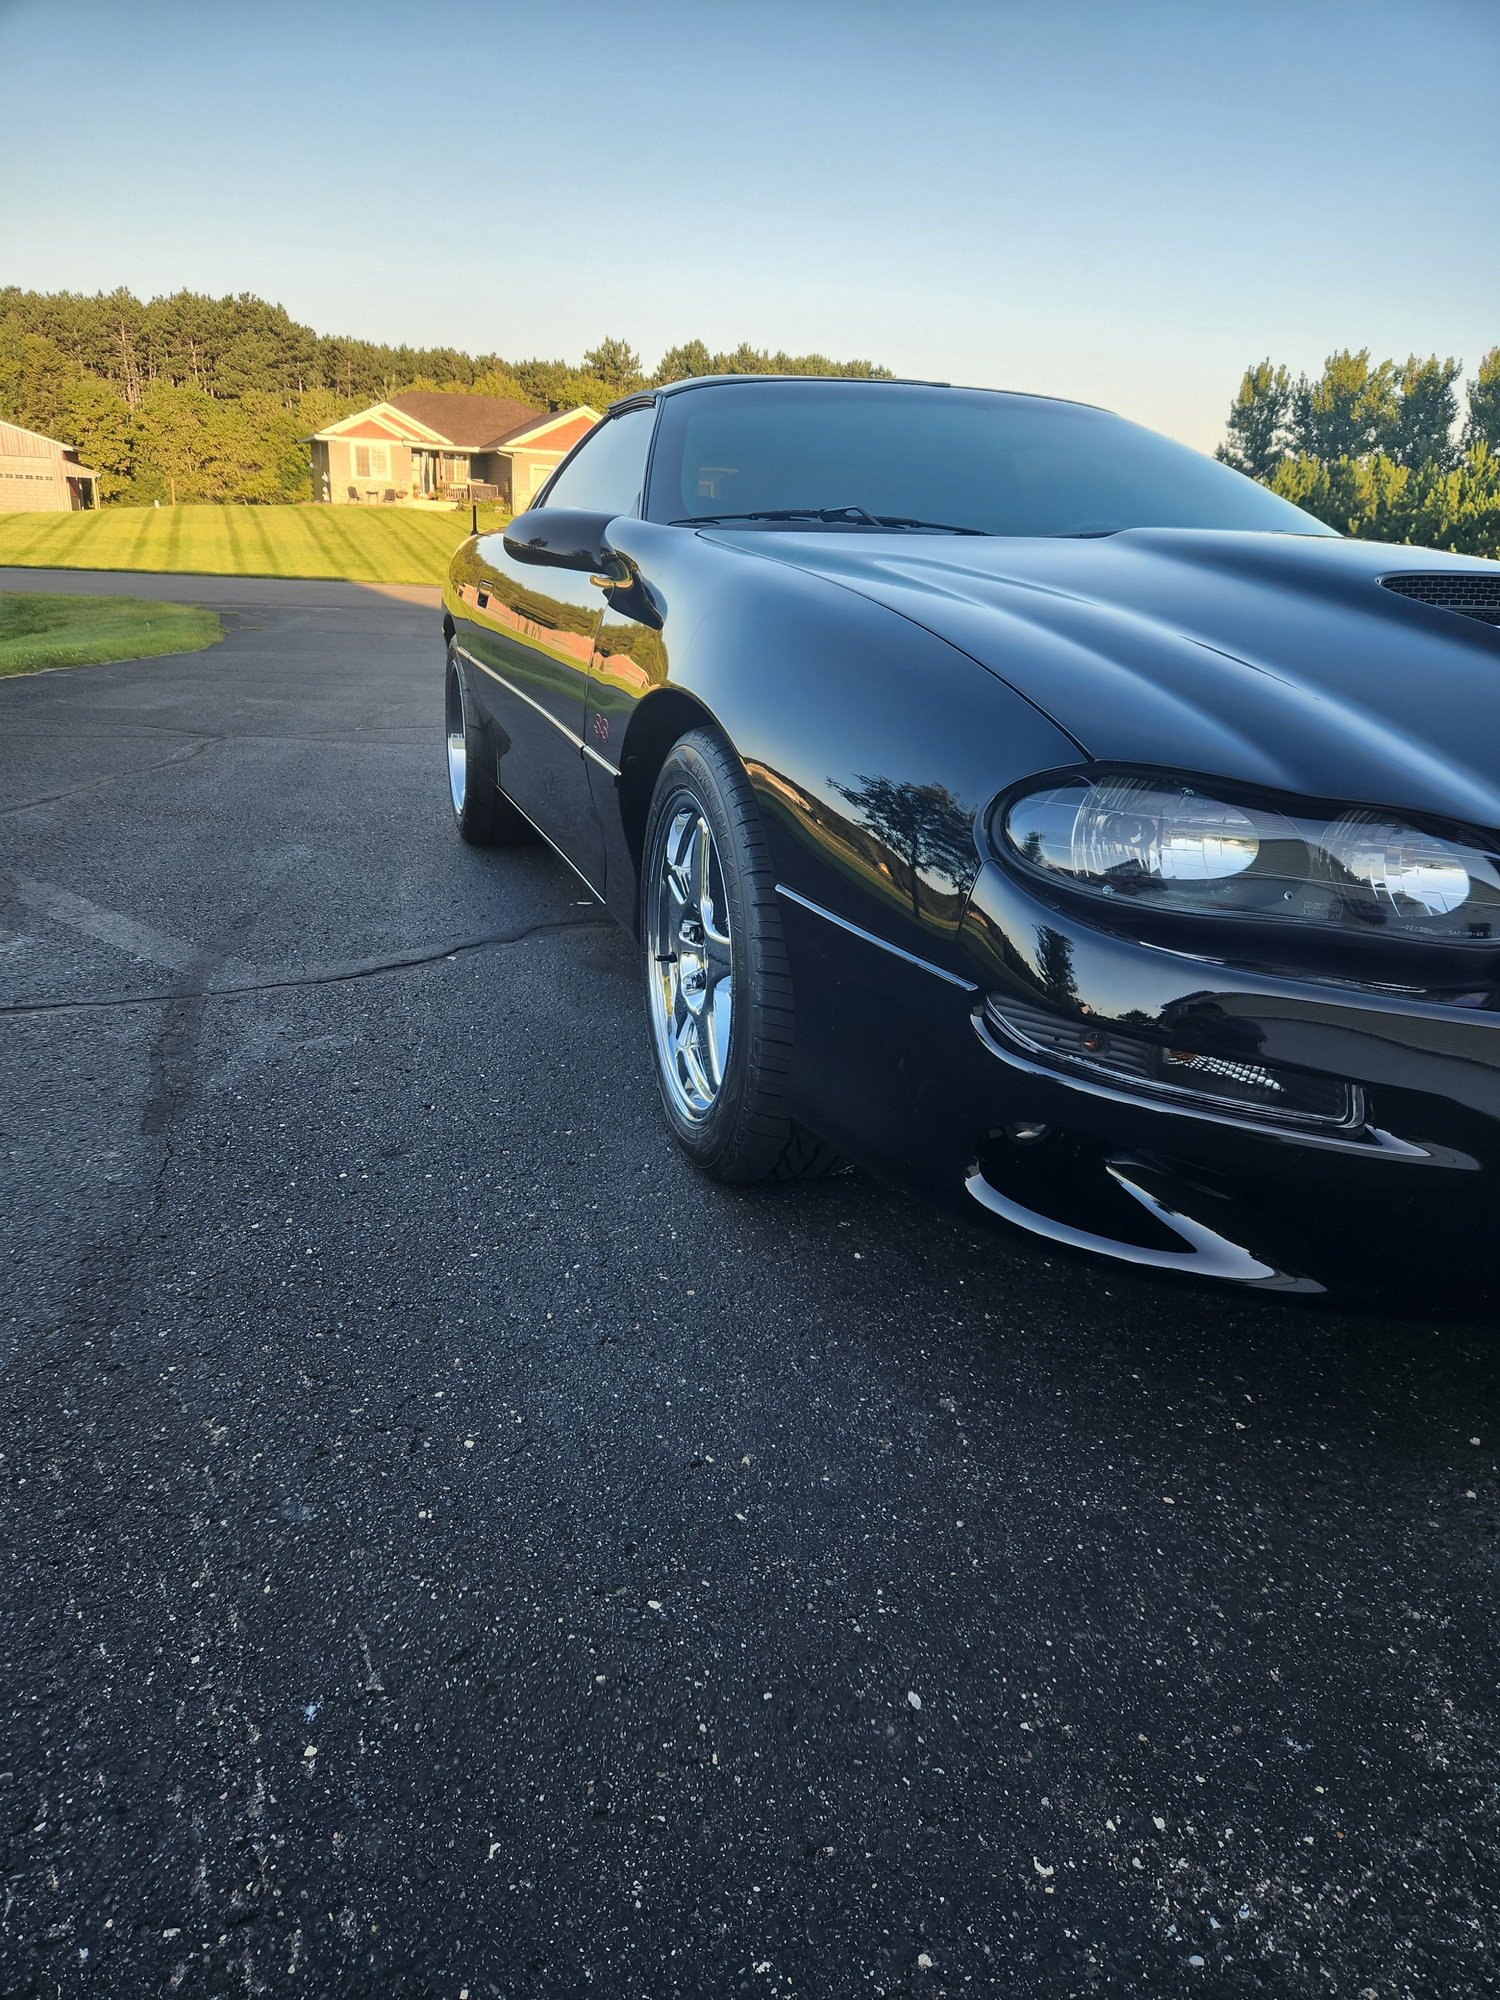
[1002,773,1500,941]
[1320,812,1471,916]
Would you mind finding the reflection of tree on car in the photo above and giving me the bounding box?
[829,774,977,924]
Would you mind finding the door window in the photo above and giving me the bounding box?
[540,406,655,518]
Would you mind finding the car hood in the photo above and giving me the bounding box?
[719,526,1500,829]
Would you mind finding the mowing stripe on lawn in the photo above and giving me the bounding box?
[297,506,347,577]
[381,511,452,573]
[219,508,248,573]
[8,514,71,564]
[135,507,167,568]
[301,506,358,579]
[241,508,280,574]
[401,518,465,582]
[21,516,66,562]
[296,507,349,578]
[326,509,384,581]
[0,503,500,585]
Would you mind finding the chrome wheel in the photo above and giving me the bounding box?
[647,795,734,1123]
[445,664,467,815]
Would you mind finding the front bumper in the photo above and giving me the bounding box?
[778,864,1500,1304]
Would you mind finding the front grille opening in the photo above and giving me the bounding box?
[983,993,1364,1130]
[1381,573,1500,629]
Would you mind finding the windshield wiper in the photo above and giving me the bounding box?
[873,514,986,535]
[673,506,880,527]
[673,505,986,535]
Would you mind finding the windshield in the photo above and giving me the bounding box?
[646,381,1332,539]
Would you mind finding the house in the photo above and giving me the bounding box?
[0,418,100,512]
[307,392,600,509]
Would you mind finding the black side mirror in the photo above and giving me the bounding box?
[503,507,620,575]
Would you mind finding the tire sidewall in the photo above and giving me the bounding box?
[642,738,758,1168]
[446,646,501,843]
[446,649,472,832]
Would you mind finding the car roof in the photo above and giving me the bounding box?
[611,375,1108,415]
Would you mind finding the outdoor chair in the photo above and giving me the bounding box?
[346,486,361,503]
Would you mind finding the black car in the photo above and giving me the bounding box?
[441,376,1500,1303]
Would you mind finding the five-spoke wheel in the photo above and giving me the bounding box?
[646,799,734,1121]
[640,730,842,1183]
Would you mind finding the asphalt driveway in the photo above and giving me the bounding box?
[1,573,1497,1997]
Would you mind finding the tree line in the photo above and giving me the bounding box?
[1217,347,1500,557]
[6,286,1498,554]
[0,287,889,505]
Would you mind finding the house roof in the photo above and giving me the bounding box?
[304,402,446,446]
[305,394,604,453]
[494,408,599,453]
[0,416,80,455]
[387,391,544,449]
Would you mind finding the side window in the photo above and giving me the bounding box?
[540,406,655,518]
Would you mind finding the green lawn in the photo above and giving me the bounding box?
[0,592,223,677]
[0,503,504,586]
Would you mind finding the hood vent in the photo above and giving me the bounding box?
[1381,573,1500,629]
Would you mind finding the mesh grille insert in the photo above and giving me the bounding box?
[1381,574,1500,628]
[983,994,1363,1129]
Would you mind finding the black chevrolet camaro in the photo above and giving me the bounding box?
[441,377,1500,1304]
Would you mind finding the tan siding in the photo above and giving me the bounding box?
[0,463,68,511]
[0,423,83,510]
[508,451,565,509]
[1,420,64,458]
[327,436,418,502]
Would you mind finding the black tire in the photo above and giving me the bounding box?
[641,728,842,1184]
[445,648,536,846]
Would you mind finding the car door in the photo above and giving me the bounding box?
[461,403,657,884]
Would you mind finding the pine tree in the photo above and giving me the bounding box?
[1463,347,1500,454]
[581,337,644,394]
[1216,361,1292,481]
[1391,354,1461,471]
[1290,350,1399,462]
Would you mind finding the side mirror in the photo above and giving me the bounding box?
[503,507,619,574]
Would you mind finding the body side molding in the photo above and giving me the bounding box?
[776,884,979,992]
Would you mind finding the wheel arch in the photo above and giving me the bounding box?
[617,685,731,894]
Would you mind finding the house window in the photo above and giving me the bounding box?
[352,444,390,481]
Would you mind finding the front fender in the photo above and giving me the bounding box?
[598,521,1077,980]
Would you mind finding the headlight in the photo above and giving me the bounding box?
[1001,773,1500,941]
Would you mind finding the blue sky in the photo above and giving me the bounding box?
[1,0,1496,449]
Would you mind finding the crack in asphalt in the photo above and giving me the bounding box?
[4,725,431,747]
[0,915,612,1019]
[0,734,221,818]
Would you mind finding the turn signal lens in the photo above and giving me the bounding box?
[983,993,1362,1129]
